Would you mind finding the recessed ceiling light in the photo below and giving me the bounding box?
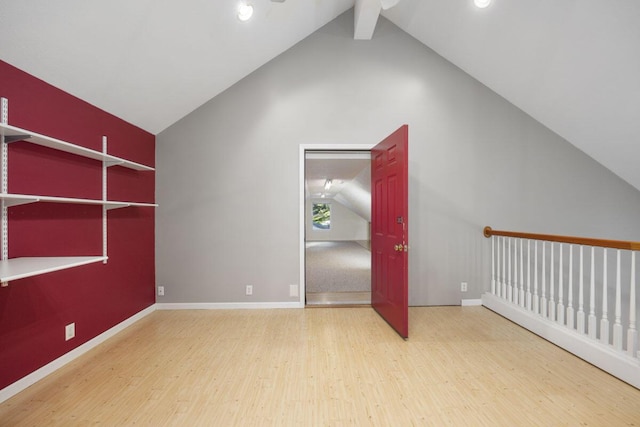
[238,3,254,21]
[474,0,491,8]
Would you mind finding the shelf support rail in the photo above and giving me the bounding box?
[1,97,9,286]
[102,136,108,263]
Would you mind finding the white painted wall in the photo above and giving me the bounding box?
[306,198,369,241]
[156,10,640,305]
[334,164,371,223]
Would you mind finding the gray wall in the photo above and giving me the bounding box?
[334,164,371,223]
[156,10,640,305]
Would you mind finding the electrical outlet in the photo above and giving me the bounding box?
[157,286,165,296]
[246,285,253,296]
[65,323,75,341]
[461,282,468,292]
[290,284,299,297]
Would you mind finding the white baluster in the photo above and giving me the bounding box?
[557,243,565,325]
[526,240,532,310]
[519,238,525,307]
[600,248,609,345]
[588,247,597,340]
[549,242,556,322]
[567,245,574,330]
[541,241,547,318]
[495,237,500,297]
[500,237,507,298]
[491,236,496,295]
[613,249,623,350]
[577,246,585,334]
[533,241,539,314]
[628,252,638,358]
[513,238,518,304]
[507,237,512,303]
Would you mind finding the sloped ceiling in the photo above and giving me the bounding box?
[1,1,639,190]
[0,0,353,134]
[383,0,640,192]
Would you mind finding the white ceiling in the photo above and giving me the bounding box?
[1,0,639,190]
[0,0,353,134]
[305,153,370,199]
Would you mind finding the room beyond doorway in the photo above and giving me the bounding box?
[306,241,371,305]
[303,149,372,306]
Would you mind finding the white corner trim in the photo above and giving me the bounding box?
[155,302,304,310]
[461,299,482,306]
[0,304,156,404]
[481,292,640,389]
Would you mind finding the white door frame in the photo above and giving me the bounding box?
[298,143,375,306]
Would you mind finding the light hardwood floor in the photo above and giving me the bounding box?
[1,307,639,426]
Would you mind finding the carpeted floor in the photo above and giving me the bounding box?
[305,241,371,293]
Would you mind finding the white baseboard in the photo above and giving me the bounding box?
[461,299,482,306]
[1,301,304,403]
[0,304,156,404]
[156,302,303,310]
[482,292,640,390]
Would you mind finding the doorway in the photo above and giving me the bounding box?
[299,126,409,337]
[299,146,373,306]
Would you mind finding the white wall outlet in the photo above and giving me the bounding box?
[157,286,165,296]
[246,285,253,296]
[289,284,299,297]
[65,323,75,341]
[461,282,468,292]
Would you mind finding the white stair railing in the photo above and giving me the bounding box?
[483,227,640,387]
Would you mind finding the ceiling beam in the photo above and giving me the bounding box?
[354,0,381,40]
[354,0,401,40]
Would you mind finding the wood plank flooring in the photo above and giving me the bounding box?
[1,307,639,426]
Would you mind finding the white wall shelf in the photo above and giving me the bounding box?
[0,193,158,210]
[0,256,107,282]
[0,96,156,285]
[0,122,154,171]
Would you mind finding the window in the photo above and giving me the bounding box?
[312,203,331,230]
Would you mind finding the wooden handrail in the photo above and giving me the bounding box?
[483,226,640,251]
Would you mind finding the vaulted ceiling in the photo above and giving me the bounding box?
[1,1,638,190]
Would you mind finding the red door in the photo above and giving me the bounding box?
[371,125,409,338]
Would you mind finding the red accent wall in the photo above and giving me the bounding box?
[0,60,155,389]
